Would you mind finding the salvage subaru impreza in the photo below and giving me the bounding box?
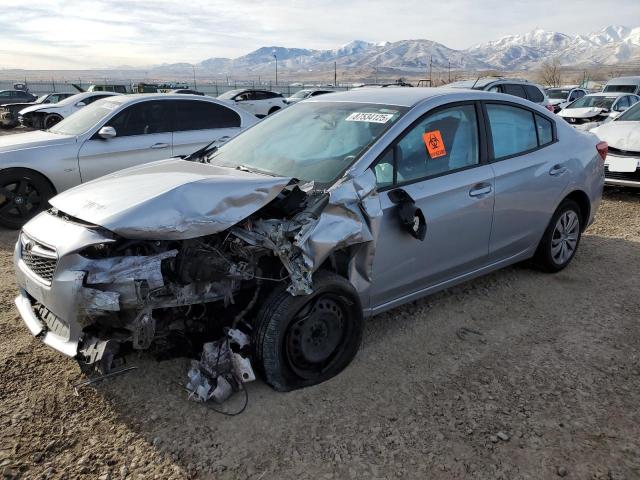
[14,88,605,391]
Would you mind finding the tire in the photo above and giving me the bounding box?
[0,169,55,229]
[44,114,62,129]
[252,270,363,391]
[533,199,582,273]
[267,107,280,115]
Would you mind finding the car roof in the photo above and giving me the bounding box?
[304,87,475,107]
[102,93,226,104]
[605,76,640,85]
[584,92,630,97]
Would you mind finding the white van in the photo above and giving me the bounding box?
[603,76,640,95]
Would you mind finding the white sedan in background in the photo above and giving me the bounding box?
[218,89,288,117]
[558,92,640,130]
[18,91,122,129]
[0,94,257,228]
[591,101,640,188]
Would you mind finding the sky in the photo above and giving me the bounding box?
[1,0,639,69]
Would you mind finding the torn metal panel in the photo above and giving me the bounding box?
[49,159,293,240]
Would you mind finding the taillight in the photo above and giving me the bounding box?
[545,104,554,112]
[596,141,608,161]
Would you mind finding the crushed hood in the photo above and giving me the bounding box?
[49,159,292,240]
[559,107,607,119]
[0,129,76,154]
[592,121,640,151]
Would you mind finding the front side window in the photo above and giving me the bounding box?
[614,96,630,111]
[208,101,407,185]
[174,100,241,130]
[0,91,11,98]
[617,101,640,121]
[106,101,171,136]
[548,89,570,100]
[486,104,537,159]
[374,104,480,187]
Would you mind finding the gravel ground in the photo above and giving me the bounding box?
[0,127,639,479]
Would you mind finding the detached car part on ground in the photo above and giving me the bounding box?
[558,92,640,131]
[592,101,640,188]
[14,88,605,392]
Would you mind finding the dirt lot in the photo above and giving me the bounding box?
[0,126,639,479]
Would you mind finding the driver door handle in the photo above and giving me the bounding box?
[469,183,492,197]
[549,165,567,176]
[150,142,170,149]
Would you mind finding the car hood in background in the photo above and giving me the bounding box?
[592,121,640,151]
[558,107,607,119]
[19,104,58,115]
[549,99,566,106]
[49,159,292,240]
[0,129,76,153]
[0,102,36,110]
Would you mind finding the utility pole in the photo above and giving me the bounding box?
[191,64,197,89]
[273,51,278,85]
[429,56,433,87]
[448,60,451,83]
[334,62,337,86]
[375,57,379,84]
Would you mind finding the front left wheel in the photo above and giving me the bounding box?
[252,270,363,391]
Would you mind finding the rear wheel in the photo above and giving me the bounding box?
[0,169,55,229]
[252,271,363,391]
[533,199,582,272]
[44,113,63,129]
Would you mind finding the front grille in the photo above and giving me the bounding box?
[20,233,58,284]
[604,166,640,183]
[608,147,640,158]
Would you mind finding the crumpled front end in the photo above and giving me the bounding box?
[13,168,382,372]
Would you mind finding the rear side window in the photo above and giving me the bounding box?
[501,84,527,99]
[535,114,553,146]
[524,85,544,103]
[486,104,537,159]
[174,100,241,130]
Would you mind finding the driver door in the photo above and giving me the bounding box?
[78,100,173,182]
[369,102,495,309]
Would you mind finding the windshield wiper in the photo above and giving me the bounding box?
[183,141,219,163]
[235,164,277,177]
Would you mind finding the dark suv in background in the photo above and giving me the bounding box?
[447,77,552,111]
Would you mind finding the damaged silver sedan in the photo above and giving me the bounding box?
[14,88,604,392]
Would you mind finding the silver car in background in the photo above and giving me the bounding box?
[13,88,605,392]
[0,94,258,228]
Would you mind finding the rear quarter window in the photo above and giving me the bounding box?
[524,85,544,103]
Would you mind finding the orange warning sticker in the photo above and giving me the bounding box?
[423,130,447,158]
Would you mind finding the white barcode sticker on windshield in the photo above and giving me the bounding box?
[346,112,395,123]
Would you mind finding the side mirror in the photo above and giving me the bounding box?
[76,101,86,108]
[608,111,621,119]
[388,188,427,241]
[98,126,116,139]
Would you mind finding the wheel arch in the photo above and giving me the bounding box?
[561,189,591,232]
[0,166,58,196]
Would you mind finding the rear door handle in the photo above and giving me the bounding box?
[150,142,170,149]
[469,183,492,197]
[549,165,567,176]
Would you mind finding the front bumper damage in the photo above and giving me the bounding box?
[13,168,383,379]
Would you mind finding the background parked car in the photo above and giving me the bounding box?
[591,101,640,188]
[87,84,131,94]
[170,89,205,96]
[0,90,37,106]
[557,92,640,130]
[545,86,589,113]
[0,94,258,228]
[447,77,552,110]
[0,93,76,128]
[18,91,121,129]
[218,89,288,117]
[602,76,640,95]
[284,89,335,104]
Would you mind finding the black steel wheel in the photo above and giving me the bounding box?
[0,169,55,229]
[253,270,363,391]
[44,113,63,129]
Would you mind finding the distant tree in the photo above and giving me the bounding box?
[539,58,562,87]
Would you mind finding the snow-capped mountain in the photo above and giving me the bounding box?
[152,25,640,76]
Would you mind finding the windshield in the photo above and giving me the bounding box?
[35,95,47,104]
[290,90,311,99]
[603,85,637,94]
[49,99,121,135]
[218,89,244,100]
[547,89,570,99]
[617,101,640,121]
[568,96,617,110]
[207,101,407,184]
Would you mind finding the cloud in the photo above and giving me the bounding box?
[1,0,638,69]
